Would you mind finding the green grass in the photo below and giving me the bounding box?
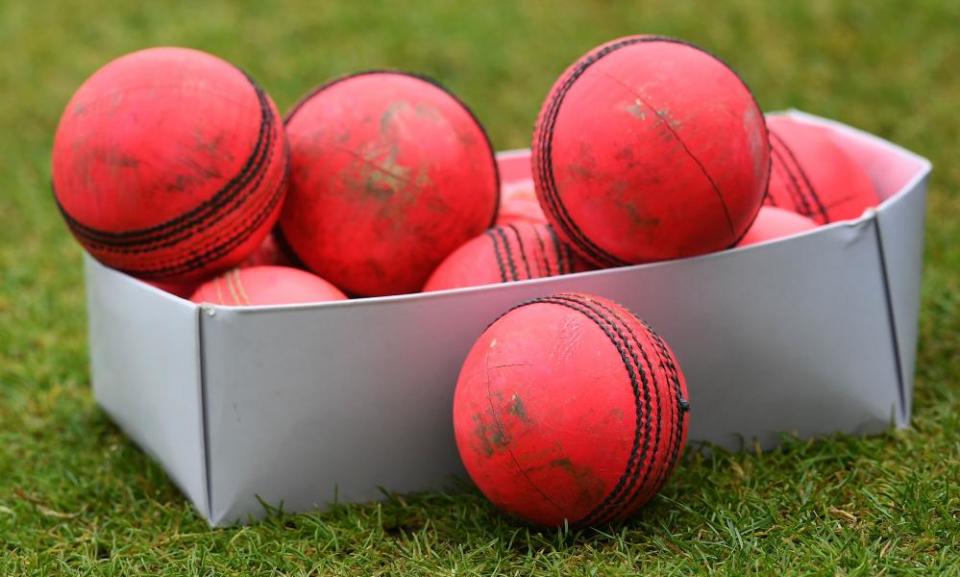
[2,0,959,574]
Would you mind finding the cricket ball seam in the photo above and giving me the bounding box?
[504,294,652,527]
[506,224,533,279]
[55,73,276,248]
[271,227,308,269]
[583,296,666,524]
[530,225,552,277]
[125,163,287,279]
[68,117,278,259]
[62,104,277,259]
[284,69,501,228]
[549,294,655,526]
[231,269,252,305]
[224,269,242,305]
[484,230,510,283]
[558,239,574,275]
[492,227,520,281]
[768,145,807,214]
[535,37,645,268]
[635,315,688,500]
[114,138,283,276]
[768,132,816,220]
[769,130,829,223]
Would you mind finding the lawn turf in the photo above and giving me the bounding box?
[1,0,959,575]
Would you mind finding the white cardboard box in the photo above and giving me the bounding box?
[85,111,931,526]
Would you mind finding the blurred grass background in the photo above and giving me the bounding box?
[1,0,958,574]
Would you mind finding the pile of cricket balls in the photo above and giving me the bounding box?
[51,35,880,528]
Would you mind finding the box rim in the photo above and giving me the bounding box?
[190,111,932,314]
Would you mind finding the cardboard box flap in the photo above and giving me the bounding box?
[784,111,931,423]
[199,300,469,524]
[874,181,929,423]
[86,256,210,517]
